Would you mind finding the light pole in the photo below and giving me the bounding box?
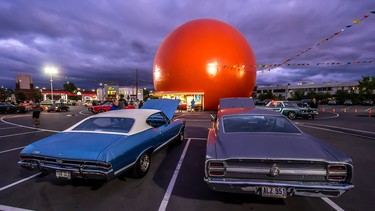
[44,66,58,104]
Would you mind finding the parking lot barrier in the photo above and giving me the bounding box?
[355,109,358,113]
[333,108,336,112]
[344,108,347,113]
[322,108,325,112]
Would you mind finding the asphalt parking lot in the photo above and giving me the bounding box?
[0,105,374,211]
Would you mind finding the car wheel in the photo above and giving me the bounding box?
[133,152,151,178]
[98,110,105,113]
[288,111,296,120]
[175,127,185,144]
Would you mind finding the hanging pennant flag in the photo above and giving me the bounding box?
[353,20,361,24]
[371,11,375,14]
[364,15,369,18]
[346,25,352,28]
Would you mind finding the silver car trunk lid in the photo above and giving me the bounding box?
[216,132,337,162]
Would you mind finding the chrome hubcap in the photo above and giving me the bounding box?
[140,154,150,172]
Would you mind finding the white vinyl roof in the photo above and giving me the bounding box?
[65,109,162,135]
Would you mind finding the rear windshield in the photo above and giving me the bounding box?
[72,117,134,133]
[223,115,301,134]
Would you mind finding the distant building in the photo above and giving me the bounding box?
[97,83,143,102]
[15,74,35,101]
[256,81,359,99]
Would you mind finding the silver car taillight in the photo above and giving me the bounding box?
[208,162,226,177]
[327,165,347,181]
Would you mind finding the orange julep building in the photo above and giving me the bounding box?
[153,19,256,110]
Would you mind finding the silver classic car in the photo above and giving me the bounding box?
[205,98,353,198]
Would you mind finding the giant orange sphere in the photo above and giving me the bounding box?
[153,19,256,110]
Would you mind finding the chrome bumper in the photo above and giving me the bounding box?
[18,160,114,180]
[204,179,353,198]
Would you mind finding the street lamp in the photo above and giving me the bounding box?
[44,66,58,104]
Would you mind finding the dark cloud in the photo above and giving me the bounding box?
[0,0,374,90]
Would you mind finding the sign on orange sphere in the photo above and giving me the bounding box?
[153,19,256,110]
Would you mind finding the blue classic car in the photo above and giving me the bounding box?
[205,98,353,198]
[18,99,185,180]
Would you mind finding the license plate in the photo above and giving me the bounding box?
[261,186,287,198]
[55,170,71,179]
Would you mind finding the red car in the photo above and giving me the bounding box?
[89,102,134,114]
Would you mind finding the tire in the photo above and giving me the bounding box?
[98,110,105,113]
[287,111,296,120]
[175,127,185,144]
[133,152,151,178]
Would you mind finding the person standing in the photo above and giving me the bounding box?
[190,98,195,112]
[32,100,42,127]
[110,99,122,111]
[139,100,144,109]
[118,94,126,109]
[310,98,318,119]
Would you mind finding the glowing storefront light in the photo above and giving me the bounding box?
[207,62,218,76]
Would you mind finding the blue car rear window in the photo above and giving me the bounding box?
[223,115,301,134]
[73,117,135,133]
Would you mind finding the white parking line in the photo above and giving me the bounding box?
[0,126,20,130]
[0,116,60,133]
[365,107,373,112]
[0,146,25,154]
[315,112,340,120]
[79,110,91,115]
[321,197,344,211]
[0,131,45,139]
[0,204,32,211]
[158,138,191,211]
[0,173,42,192]
[299,124,375,140]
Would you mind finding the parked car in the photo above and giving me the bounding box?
[343,99,353,105]
[47,103,70,112]
[18,102,33,112]
[254,99,265,105]
[18,99,185,180]
[328,100,337,105]
[264,100,318,119]
[90,101,134,114]
[362,99,374,106]
[205,98,354,198]
[84,100,92,107]
[0,102,26,113]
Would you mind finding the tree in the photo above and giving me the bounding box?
[15,92,26,102]
[292,90,305,100]
[358,76,375,98]
[34,89,43,101]
[63,82,78,93]
[335,90,350,104]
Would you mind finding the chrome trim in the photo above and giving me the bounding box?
[204,179,354,197]
[226,167,327,176]
[19,160,114,180]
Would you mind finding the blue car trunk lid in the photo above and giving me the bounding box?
[23,132,125,160]
[216,133,337,161]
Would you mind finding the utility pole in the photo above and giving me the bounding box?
[136,69,139,100]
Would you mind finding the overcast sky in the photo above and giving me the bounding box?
[0,0,374,90]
